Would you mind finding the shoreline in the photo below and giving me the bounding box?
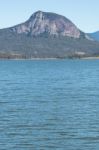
[0,56,99,60]
[81,56,99,60]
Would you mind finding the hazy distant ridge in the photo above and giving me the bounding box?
[88,31,99,41]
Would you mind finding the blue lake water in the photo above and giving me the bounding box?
[0,59,99,150]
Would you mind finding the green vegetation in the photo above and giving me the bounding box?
[0,29,99,59]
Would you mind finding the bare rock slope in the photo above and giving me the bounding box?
[11,11,81,38]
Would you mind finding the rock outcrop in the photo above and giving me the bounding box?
[11,11,81,38]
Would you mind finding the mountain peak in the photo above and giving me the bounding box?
[11,11,82,38]
[35,10,43,13]
[31,10,44,17]
[29,10,45,21]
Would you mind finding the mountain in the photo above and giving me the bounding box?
[88,31,99,41]
[0,11,99,59]
[10,10,82,38]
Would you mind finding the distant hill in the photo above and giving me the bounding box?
[88,31,99,41]
[0,11,99,59]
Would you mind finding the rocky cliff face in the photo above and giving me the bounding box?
[10,11,81,38]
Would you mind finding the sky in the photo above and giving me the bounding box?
[0,0,99,32]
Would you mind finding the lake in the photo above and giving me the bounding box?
[0,59,99,150]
